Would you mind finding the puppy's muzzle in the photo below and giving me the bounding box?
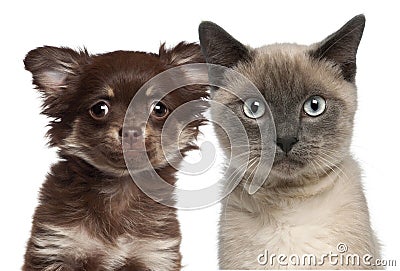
[121,128,145,151]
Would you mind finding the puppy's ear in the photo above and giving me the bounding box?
[310,15,365,82]
[24,46,90,95]
[198,21,250,67]
[159,42,204,67]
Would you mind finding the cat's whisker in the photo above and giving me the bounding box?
[239,157,259,209]
[310,160,321,183]
[318,147,343,158]
[318,151,349,180]
[226,161,252,184]
[223,156,259,217]
[317,147,343,162]
[222,161,251,220]
[247,157,261,179]
[225,151,259,166]
[217,144,259,150]
[313,158,330,178]
[316,157,339,178]
[315,156,347,185]
[231,151,254,159]
[218,149,257,213]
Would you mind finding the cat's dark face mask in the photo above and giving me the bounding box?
[199,15,364,183]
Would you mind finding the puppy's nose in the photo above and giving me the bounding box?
[276,136,298,154]
[120,128,143,148]
[121,129,142,139]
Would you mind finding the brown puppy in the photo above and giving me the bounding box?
[23,43,207,271]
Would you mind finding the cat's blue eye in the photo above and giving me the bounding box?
[243,98,266,119]
[303,96,326,117]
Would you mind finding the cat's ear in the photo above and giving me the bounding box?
[310,14,365,82]
[198,21,250,67]
[159,42,204,67]
[24,46,90,96]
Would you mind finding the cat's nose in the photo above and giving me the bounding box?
[276,136,298,154]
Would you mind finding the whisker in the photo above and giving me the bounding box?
[216,144,261,150]
[313,158,330,178]
[318,151,349,180]
[310,160,320,183]
[239,157,259,210]
[222,158,256,221]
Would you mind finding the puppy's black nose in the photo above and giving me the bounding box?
[276,136,298,154]
[119,128,142,138]
[122,129,142,138]
[120,128,143,147]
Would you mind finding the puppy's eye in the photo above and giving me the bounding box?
[151,101,169,119]
[90,101,110,119]
[303,96,326,117]
[243,98,266,119]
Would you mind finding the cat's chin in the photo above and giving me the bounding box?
[270,157,305,179]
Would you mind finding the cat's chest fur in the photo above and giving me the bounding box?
[221,190,339,251]
[218,157,377,269]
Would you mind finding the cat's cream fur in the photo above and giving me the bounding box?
[198,15,381,270]
[219,156,380,269]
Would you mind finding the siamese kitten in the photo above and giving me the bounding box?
[199,15,381,269]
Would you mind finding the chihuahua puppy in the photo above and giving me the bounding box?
[23,43,207,271]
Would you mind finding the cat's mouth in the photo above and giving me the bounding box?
[273,157,303,166]
[271,155,305,177]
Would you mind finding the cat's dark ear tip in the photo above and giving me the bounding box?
[199,21,219,35]
[351,14,366,27]
[199,21,217,28]
[354,14,366,22]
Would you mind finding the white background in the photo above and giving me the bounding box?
[1,0,399,270]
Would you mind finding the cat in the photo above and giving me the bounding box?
[23,43,207,271]
[199,15,381,269]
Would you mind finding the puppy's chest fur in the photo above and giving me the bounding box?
[34,223,180,270]
[25,158,181,271]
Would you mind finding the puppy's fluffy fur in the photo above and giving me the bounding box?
[23,43,207,270]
